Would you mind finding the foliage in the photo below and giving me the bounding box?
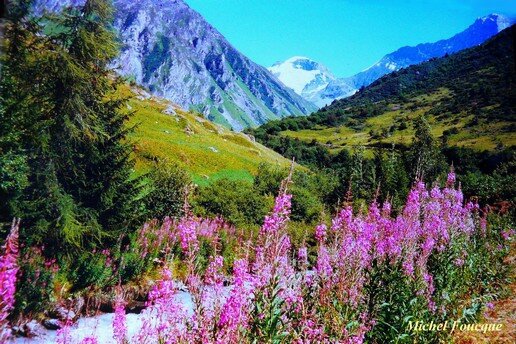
[194,178,271,228]
[143,162,191,220]
[254,163,336,223]
[13,246,57,319]
[0,0,142,251]
[407,116,447,181]
[1,170,513,342]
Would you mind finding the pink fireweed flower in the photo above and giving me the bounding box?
[139,267,190,343]
[80,337,98,344]
[315,224,327,243]
[260,193,292,236]
[218,259,253,342]
[0,219,20,341]
[454,258,465,267]
[501,228,514,241]
[113,288,127,344]
[331,205,353,235]
[177,217,199,255]
[316,245,332,279]
[298,246,308,267]
[204,255,224,286]
[446,170,456,186]
[56,320,72,344]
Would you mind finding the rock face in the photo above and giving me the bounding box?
[271,14,514,107]
[32,0,317,130]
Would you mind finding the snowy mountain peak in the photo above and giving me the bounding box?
[268,14,514,109]
[479,13,512,31]
[349,13,515,89]
[268,57,336,106]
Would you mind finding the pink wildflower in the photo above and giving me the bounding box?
[315,224,327,243]
[0,219,20,341]
[113,288,127,344]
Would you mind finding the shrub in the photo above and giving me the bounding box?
[144,163,191,220]
[67,251,116,292]
[194,179,271,228]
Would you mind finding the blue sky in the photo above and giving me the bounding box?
[185,0,515,77]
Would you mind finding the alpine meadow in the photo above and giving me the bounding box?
[0,1,515,343]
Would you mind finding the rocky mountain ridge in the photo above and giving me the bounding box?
[32,0,317,130]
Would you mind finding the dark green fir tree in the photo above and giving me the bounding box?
[0,0,142,252]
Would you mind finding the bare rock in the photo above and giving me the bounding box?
[126,300,146,314]
[42,318,61,330]
[51,306,76,322]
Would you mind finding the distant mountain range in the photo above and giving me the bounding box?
[30,2,514,128]
[252,25,516,153]
[269,13,514,107]
[33,0,316,131]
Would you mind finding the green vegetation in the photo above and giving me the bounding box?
[0,2,514,337]
[246,25,516,210]
[248,25,515,153]
[118,83,291,186]
[0,1,293,317]
[1,0,140,250]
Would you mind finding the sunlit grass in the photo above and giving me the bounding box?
[281,88,514,152]
[117,84,291,183]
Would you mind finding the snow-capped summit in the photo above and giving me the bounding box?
[269,15,514,109]
[482,13,512,31]
[268,57,338,107]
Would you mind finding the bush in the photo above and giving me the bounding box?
[13,247,56,320]
[194,179,271,228]
[144,163,191,220]
[254,164,334,223]
[290,186,323,223]
[67,251,116,292]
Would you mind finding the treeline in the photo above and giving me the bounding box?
[248,116,515,212]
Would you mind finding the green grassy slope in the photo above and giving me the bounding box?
[118,84,291,186]
[281,87,515,152]
[248,25,516,154]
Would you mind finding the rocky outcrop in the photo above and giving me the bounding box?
[32,0,317,130]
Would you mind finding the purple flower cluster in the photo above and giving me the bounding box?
[1,171,503,343]
[113,287,127,344]
[0,220,20,341]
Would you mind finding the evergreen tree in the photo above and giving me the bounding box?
[0,0,34,228]
[374,146,409,210]
[407,116,446,182]
[350,146,376,202]
[0,0,141,251]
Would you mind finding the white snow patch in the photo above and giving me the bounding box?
[268,57,335,95]
[385,62,397,71]
[10,291,196,344]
